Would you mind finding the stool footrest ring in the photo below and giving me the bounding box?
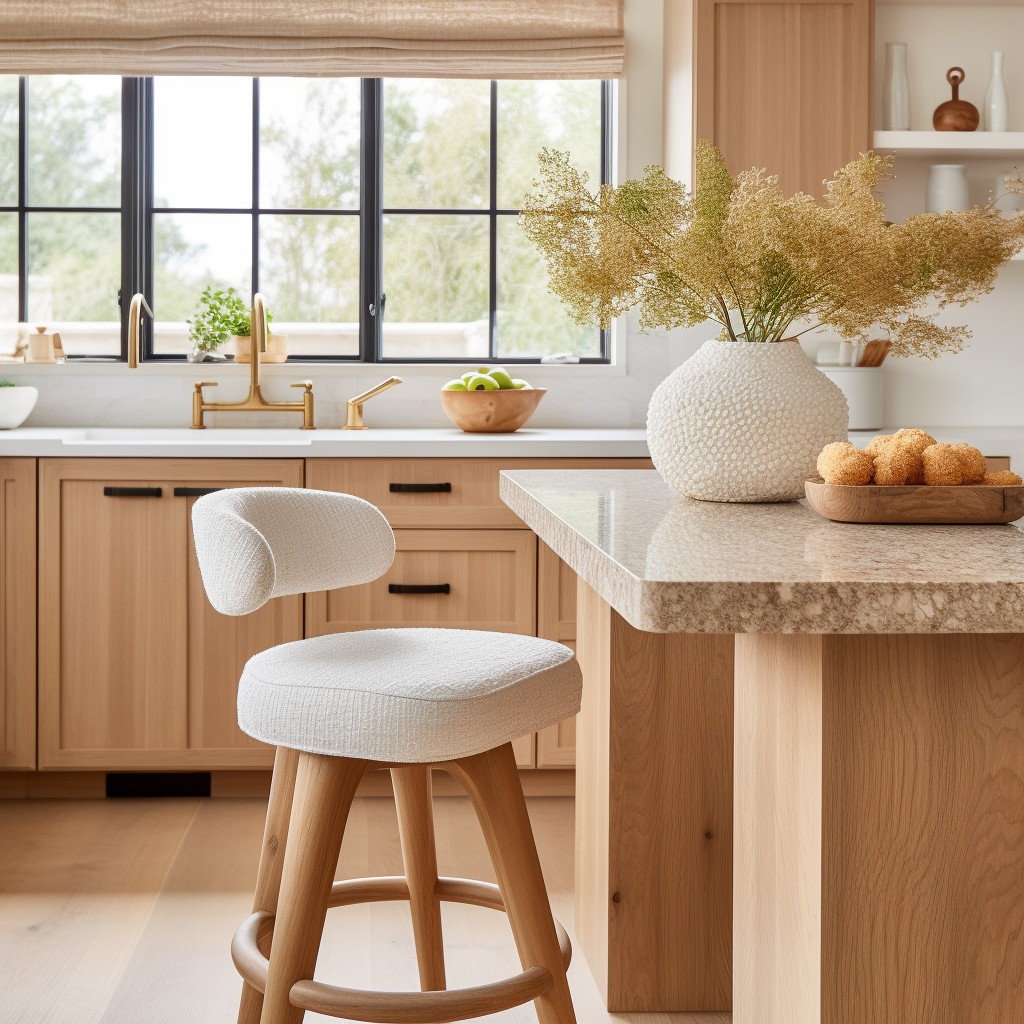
[231,875,571,1023]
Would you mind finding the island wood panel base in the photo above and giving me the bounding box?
[734,632,1024,1024]
[575,581,734,1012]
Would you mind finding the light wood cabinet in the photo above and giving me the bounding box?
[694,0,872,195]
[307,458,651,770]
[311,528,537,635]
[537,542,579,768]
[26,453,649,776]
[38,458,304,770]
[0,459,36,770]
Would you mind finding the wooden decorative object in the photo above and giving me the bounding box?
[932,67,980,131]
[805,477,1024,524]
[440,388,546,433]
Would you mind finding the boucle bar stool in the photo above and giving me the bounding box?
[191,487,581,1024]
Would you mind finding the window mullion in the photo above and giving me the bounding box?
[122,77,153,360]
[599,79,614,361]
[17,77,27,324]
[360,78,382,363]
[251,78,260,298]
[489,80,498,362]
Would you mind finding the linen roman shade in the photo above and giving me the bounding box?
[0,1,624,78]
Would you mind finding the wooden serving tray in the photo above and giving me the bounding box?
[805,477,1024,524]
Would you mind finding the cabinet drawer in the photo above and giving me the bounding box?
[306,458,653,530]
[308,530,536,635]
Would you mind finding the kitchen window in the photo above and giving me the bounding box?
[1,75,611,363]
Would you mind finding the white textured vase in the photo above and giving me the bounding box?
[646,340,849,503]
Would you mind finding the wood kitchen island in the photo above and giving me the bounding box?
[501,469,1024,1024]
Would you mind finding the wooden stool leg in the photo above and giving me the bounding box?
[450,744,577,1024]
[260,753,367,1024]
[392,766,447,991]
[238,746,299,1024]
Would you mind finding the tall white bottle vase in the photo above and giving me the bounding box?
[984,51,1009,132]
[926,164,970,213]
[883,42,911,130]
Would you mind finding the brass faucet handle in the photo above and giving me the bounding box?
[289,380,314,391]
[193,380,218,392]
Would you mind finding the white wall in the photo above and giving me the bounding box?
[3,0,1022,430]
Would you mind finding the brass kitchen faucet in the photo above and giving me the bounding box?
[191,293,314,429]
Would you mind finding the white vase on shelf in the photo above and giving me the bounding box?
[984,51,1009,132]
[883,42,911,131]
[926,164,969,213]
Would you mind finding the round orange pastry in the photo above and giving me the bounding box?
[868,428,937,485]
[865,433,894,456]
[816,442,875,485]
[983,470,1023,486]
[921,443,968,485]
[948,443,987,485]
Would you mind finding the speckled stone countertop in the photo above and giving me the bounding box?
[500,469,1024,634]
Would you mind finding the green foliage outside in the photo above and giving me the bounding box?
[0,76,197,328]
[2,76,605,359]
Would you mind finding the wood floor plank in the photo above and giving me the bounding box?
[2,795,728,1024]
[0,798,201,1024]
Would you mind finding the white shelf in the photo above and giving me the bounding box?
[874,131,1024,158]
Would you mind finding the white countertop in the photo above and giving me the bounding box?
[0,426,651,458]
[1,424,1022,461]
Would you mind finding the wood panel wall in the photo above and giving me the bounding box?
[694,0,873,196]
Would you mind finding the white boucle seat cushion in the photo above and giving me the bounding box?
[238,628,582,763]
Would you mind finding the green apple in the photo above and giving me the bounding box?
[488,368,516,389]
[460,371,476,384]
[510,378,531,390]
[465,372,500,391]
[476,366,494,375]
[442,379,468,391]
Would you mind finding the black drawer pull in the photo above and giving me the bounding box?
[388,583,451,595]
[173,487,225,498]
[389,482,452,493]
[103,486,162,498]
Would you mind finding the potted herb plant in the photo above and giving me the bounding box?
[225,303,288,364]
[186,286,247,362]
[521,142,1024,502]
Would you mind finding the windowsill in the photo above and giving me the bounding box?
[0,358,628,379]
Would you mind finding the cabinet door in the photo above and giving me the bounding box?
[694,0,872,196]
[537,543,578,768]
[38,458,303,770]
[0,459,36,769]
[309,529,537,768]
[306,457,656,530]
[308,530,537,636]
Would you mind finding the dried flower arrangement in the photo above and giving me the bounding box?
[520,140,1024,358]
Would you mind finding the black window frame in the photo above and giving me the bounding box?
[6,75,613,365]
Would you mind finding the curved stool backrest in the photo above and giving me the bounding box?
[192,487,395,616]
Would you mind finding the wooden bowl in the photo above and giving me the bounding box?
[440,387,546,433]
[805,477,1024,525]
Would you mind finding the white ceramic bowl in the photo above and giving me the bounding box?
[0,385,39,429]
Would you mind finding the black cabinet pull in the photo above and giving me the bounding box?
[389,482,452,493]
[173,487,225,498]
[388,583,451,595]
[103,486,162,498]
